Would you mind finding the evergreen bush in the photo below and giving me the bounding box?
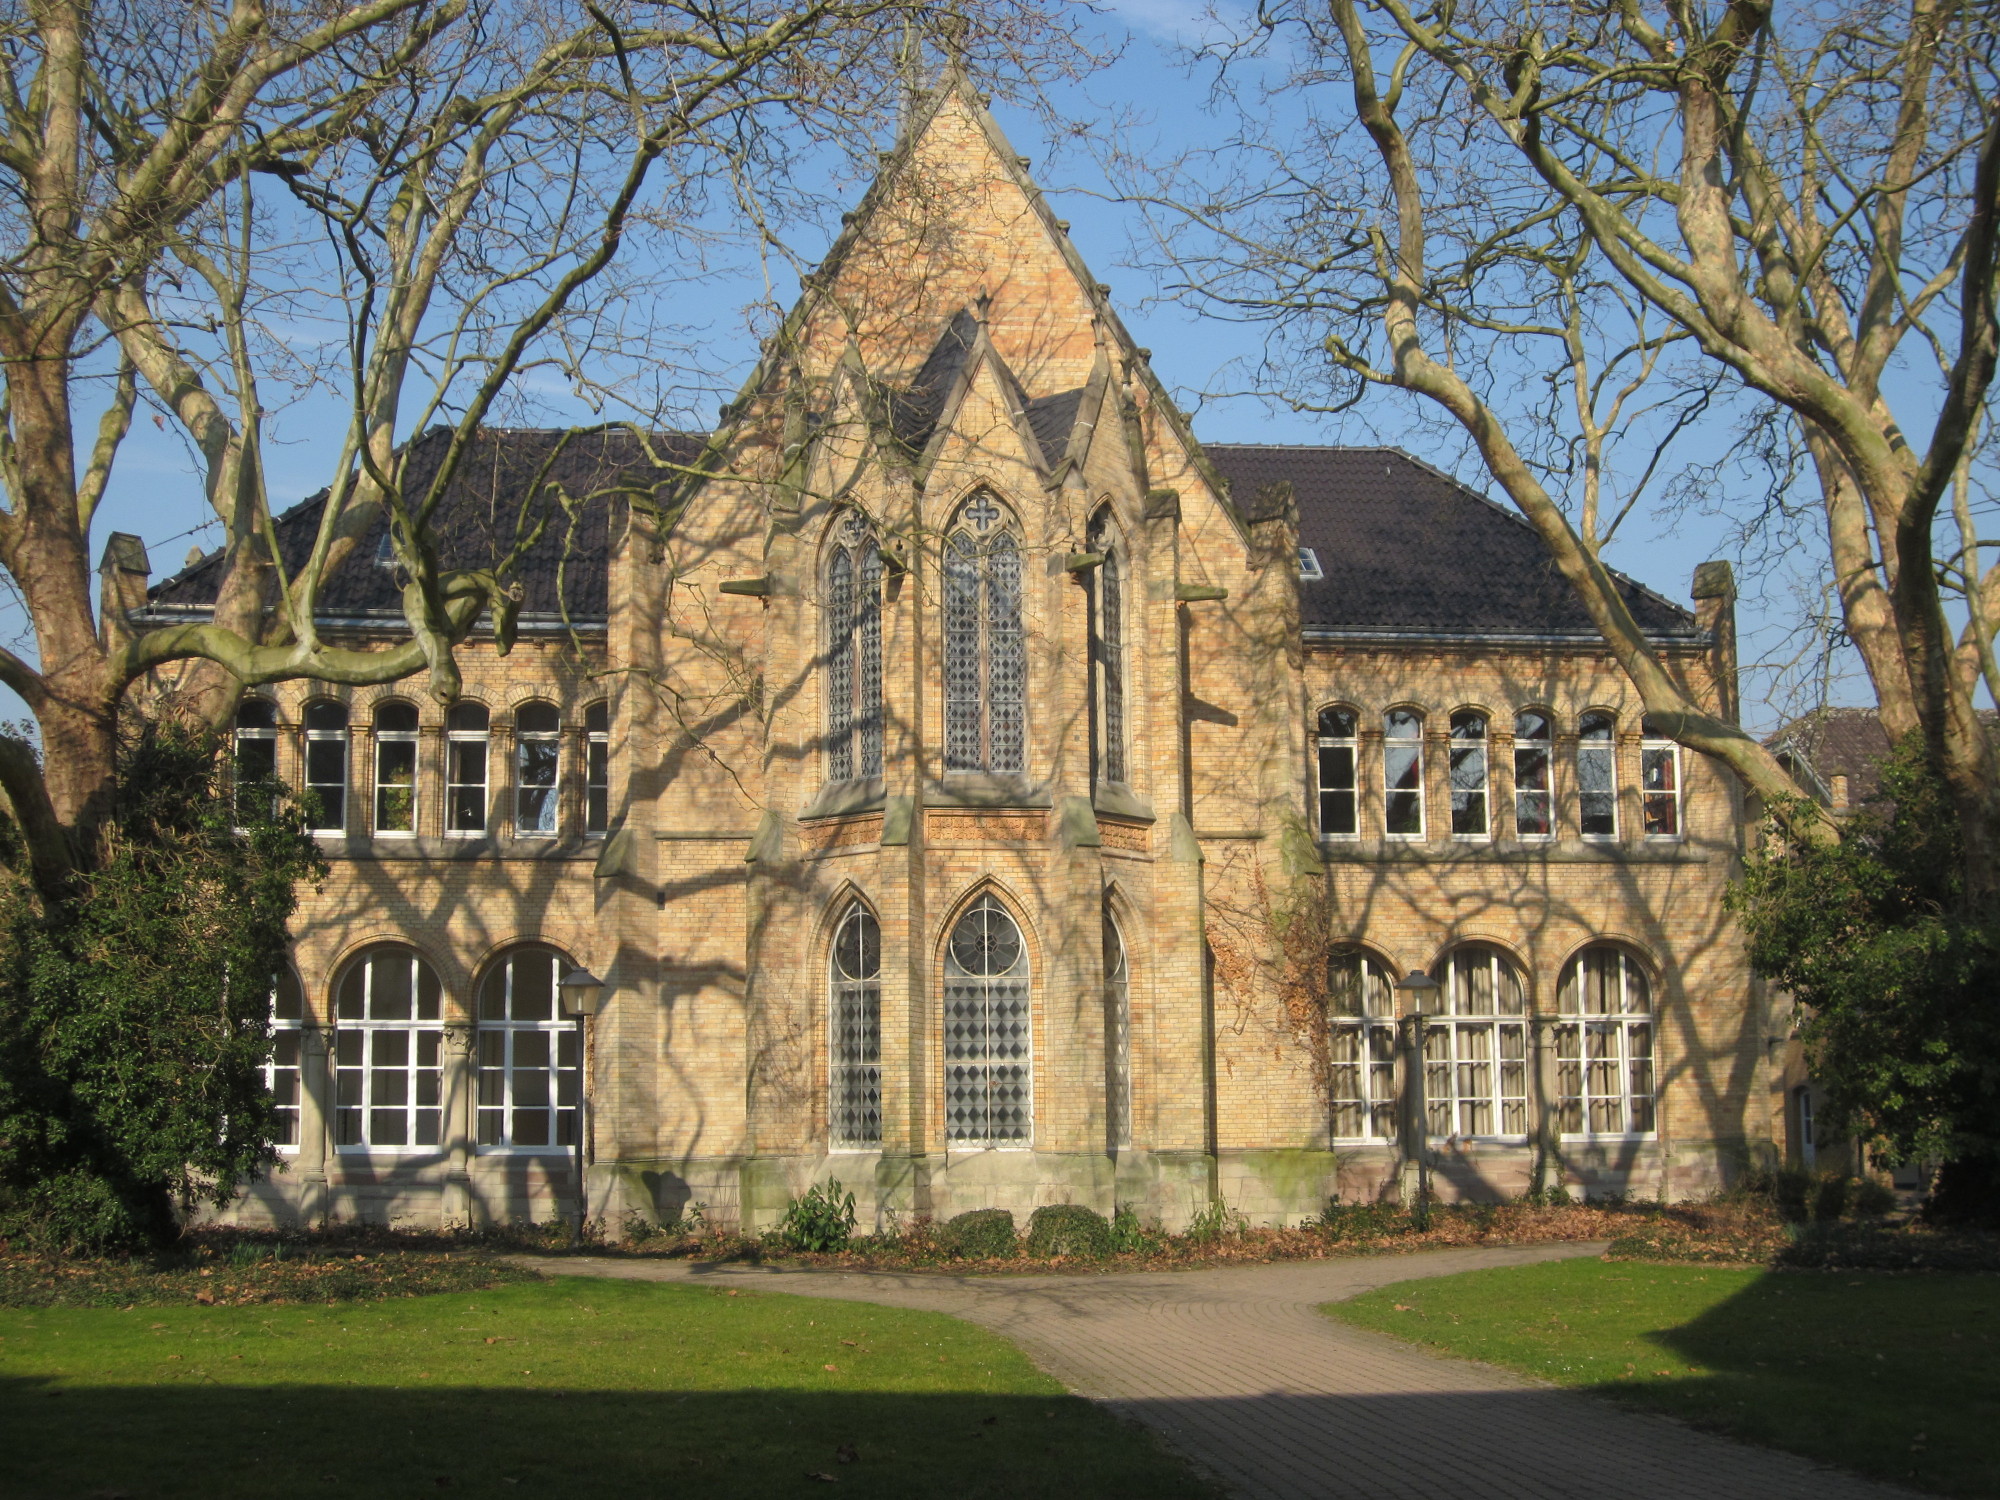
[942,1207,1017,1259]
[1024,1203,1112,1259]
[775,1179,856,1252]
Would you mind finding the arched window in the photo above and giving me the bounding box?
[1328,949,1396,1141]
[1640,715,1681,838]
[477,944,578,1150]
[1315,706,1359,838]
[446,702,490,835]
[1384,708,1425,837]
[829,904,882,1148]
[1088,509,1126,786]
[232,698,279,825]
[1448,709,1488,838]
[333,945,443,1150]
[1513,710,1553,838]
[943,894,1031,1145]
[1555,946,1656,1136]
[1425,946,1528,1139]
[1104,908,1130,1149]
[585,701,611,834]
[943,494,1024,774]
[515,701,561,836]
[373,701,419,835]
[268,968,306,1150]
[1578,711,1618,839]
[303,700,349,833]
[824,513,884,782]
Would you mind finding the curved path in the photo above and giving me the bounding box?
[518,1245,1914,1500]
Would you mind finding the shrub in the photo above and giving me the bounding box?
[1025,1203,1112,1259]
[1311,1199,1410,1241]
[1182,1197,1245,1245]
[1852,1178,1898,1217]
[942,1207,1017,1259]
[1110,1202,1163,1255]
[775,1179,856,1252]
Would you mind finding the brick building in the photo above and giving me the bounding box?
[152,75,1768,1232]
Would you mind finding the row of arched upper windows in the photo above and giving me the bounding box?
[235,699,610,839]
[822,891,1131,1154]
[821,493,1128,789]
[1327,943,1656,1144]
[1315,706,1682,842]
[267,943,583,1154]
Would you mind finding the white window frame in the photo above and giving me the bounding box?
[1424,947,1529,1141]
[333,947,443,1154]
[1328,951,1397,1142]
[372,702,420,836]
[1448,709,1489,840]
[476,945,578,1154]
[445,702,490,837]
[1577,711,1619,841]
[514,702,561,837]
[829,905,883,1150]
[267,970,306,1153]
[303,700,349,834]
[1298,546,1324,581]
[1316,706,1359,839]
[1641,720,1682,840]
[585,701,610,835]
[942,894,1033,1148]
[1383,708,1426,839]
[1554,946,1657,1139]
[1513,709,1555,840]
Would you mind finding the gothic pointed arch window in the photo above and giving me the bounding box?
[1104,905,1131,1149]
[943,894,1031,1145]
[943,492,1025,774]
[1087,508,1126,786]
[829,902,882,1148]
[824,512,883,782]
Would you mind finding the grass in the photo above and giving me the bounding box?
[0,1275,1216,1500]
[1329,1258,2000,1497]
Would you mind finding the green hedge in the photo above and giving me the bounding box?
[942,1208,1017,1259]
[1025,1204,1112,1259]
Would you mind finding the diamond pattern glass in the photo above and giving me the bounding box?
[944,896,1031,1145]
[826,547,855,781]
[987,534,1024,773]
[1090,515,1126,785]
[944,532,981,770]
[830,905,882,1147]
[1104,911,1130,1149]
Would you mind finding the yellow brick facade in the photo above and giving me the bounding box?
[216,77,1769,1234]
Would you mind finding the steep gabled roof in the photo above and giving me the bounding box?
[1203,444,1704,643]
[886,308,980,452]
[148,426,703,625]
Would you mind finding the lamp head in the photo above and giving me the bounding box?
[558,967,606,1017]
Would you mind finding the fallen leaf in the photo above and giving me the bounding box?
[836,1444,858,1465]
[823,1363,838,1372]
[806,1471,838,1483]
[840,1339,858,1347]
[1392,1303,1412,1312]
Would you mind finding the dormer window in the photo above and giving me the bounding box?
[1298,547,1323,581]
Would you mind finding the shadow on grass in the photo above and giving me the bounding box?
[0,1380,1216,1500]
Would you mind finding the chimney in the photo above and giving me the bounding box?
[98,531,151,649]
[1691,560,1738,726]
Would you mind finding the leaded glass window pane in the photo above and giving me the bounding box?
[943,895,1031,1145]
[826,547,855,781]
[830,905,882,1147]
[941,498,1027,776]
[1090,513,1126,786]
[858,548,883,776]
[1104,910,1130,1149]
[944,532,982,770]
[987,534,1024,773]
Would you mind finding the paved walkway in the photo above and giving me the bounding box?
[518,1245,1914,1500]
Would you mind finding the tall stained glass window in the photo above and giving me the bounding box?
[829,904,882,1147]
[943,895,1031,1145]
[1088,510,1126,786]
[824,512,883,781]
[943,494,1024,774]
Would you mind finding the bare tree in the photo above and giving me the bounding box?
[1115,0,2000,898]
[0,0,1082,880]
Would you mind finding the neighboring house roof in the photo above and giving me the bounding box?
[147,426,703,627]
[1764,708,1894,808]
[1203,444,1704,643]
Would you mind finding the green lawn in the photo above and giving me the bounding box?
[0,1275,1216,1499]
[1330,1259,2000,1497]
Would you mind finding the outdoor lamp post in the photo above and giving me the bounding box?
[558,968,606,1245]
[1395,970,1440,1225]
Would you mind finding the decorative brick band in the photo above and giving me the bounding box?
[926,810,1045,843]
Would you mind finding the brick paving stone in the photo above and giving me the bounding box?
[522,1246,1918,1500]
